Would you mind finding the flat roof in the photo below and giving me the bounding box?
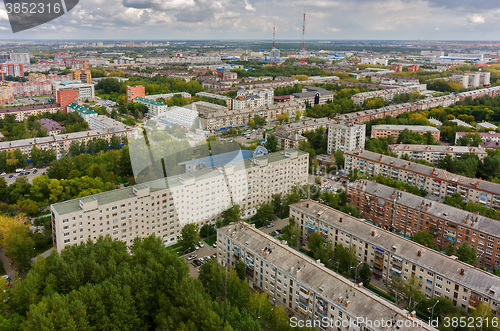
[51,149,308,215]
[372,125,439,132]
[68,103,97,115]
[218,221,436,331]
[0,104,60,114]
[133,97,166,107]
[388,144,487,154]
[291,199,500,303]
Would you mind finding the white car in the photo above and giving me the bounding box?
[212,242,217,248]
[194,245,200,250]
[198,242,204,248]
[0,172,5,176]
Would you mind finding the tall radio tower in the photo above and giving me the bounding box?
[297,12,308,64]
[269,23,280,65]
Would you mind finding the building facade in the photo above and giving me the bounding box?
[327,122,366,154]
[133,96,168,116]
[72,70,92,84]
[291,86,334,106]
[217,221,437,331]
[345,150,500,208]
[0,63,24,77]
[290,200,500,313]
[388,144,488,164]
[0,82,13,104]
[67,103,98,122]
[54,81,95,101]
[351,85,426,106]
[56,89,79,113]
[0,104,60,120]
[161,106,199,128]
[371,125,440,141]
[126,85,145,104]
[50,150,309,252]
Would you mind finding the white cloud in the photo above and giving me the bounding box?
[244,0,256,11]
[327,27,340,32]
[467,14,485,24]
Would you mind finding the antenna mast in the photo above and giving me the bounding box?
[301,12,306,53]
[273,23,276,48]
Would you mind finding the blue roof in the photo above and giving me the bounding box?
[178,150,253,169]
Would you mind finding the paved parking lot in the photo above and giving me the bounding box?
[182,241,218,278]
[4,168,48,185]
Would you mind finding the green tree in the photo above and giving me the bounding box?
[264,134,278,153]
[235,261,245,280]
[252,115,266,128]
[3,223,34,274]
[333,149,344,166]
[412,231,435,249]
[178,223,201,252]
[282,218,300,248]
[359,263,371,287]
[254,202,275,227]
[404,274,425,311]
[456,242,478,266]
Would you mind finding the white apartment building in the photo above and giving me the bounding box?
[234,88,274,110]
[327,122,366,154]
[217,221,437,331]
[88,115,131,131]
[8,52,30,65]
[161,106,199,128]
[50,150,309,252]
[290,200,500,314]
[0,126,133,159]
[54,81,95,101]
[388,144,488,164]
[477,121,498,130]
[351,85,427,106]
[133,97,168,116]
[451,72,491,88]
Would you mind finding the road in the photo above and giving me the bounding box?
[0,247,15,279]
[183,241,218,278]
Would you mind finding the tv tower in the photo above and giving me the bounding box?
[269,23,280,65]
[297,11,308,64]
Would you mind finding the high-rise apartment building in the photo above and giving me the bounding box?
[56,89,79,113]
[327,122,366,154]
[72,70,92,84]
[0,82,14,104]
[126,85,145,104]
[50,150,309,252]
[8,52,30,66]
[217,221,437,330]
[54,81,95,102]
[0,63,24,77]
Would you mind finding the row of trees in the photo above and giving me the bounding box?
[2,236,313,330]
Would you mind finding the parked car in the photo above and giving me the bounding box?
[193,259,202,266]
[0,172,5,176]
[266,223,274,228]
[341,181,347,187]
[271,230,279,235]
[194,245,200,250]
[198,242,204,248]
[212,242,217,248]
[277,229,283,235]
[25,172,30,175]
[8,175,13,178]
[187,254,197,261]
[199,257,204,263]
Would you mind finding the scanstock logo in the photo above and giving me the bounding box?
[4,0,79,33]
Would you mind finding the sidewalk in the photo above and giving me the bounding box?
[0,247,16,279]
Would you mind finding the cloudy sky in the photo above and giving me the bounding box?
[0,0,499,40]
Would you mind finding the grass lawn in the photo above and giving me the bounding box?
[247,140,262,144]
[34,242,53,257]
[165,242,182,251]
[204,236,216,246]
[366,285,396,303]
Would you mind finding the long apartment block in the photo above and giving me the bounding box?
[389,144,488,164]
[50,150,309,252]
[198,101,305,131]
[217,221,436,331]
[0,126,135,159]
[345,150,500,209]
[347,180,500,268]
[0,104,60,121]
[290,200,500,313]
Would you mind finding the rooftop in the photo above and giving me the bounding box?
[51,149,308,216]
[372,124,439,132]
[38,118,65,132]
[291,199,500,304]
[133,96,166,107]
[218,221,436,331]
[68,103,97,116]
[388,144,487,154]
[0,104,60,114]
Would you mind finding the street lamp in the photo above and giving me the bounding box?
[427,300,439,323]
[350,261,362,283]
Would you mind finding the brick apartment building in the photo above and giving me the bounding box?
[56,89,79,113]
[290,200,500,313]
[371,125,440,141]
[126,85,145,104]
[345,150,500,208]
